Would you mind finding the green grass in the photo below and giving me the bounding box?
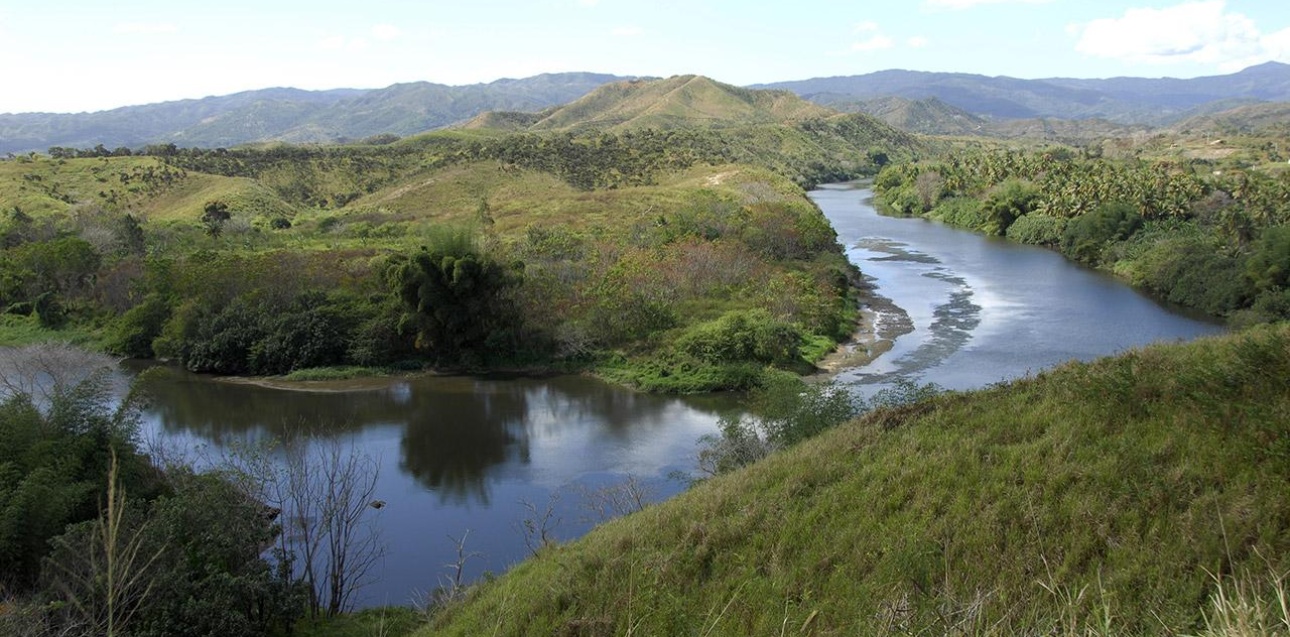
[0,313,102,348]
[280,366,391,381]
[423,324,1290,636]
[292,607,423,637]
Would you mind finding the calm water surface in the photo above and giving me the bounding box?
[810,184,1224,392]
[134,183,1224,607]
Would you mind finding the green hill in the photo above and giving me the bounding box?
[469,75,836,133]
[1173,101,1290,136]
[425,324,1290,635]
[816,95,987,136]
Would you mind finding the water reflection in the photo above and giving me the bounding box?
[135,367,737,507]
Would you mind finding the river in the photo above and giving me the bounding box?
[134,183,1224,608]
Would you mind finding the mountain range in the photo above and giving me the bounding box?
[0,73,628,154]
[756,61,1290,125]
[2,63,1288,154]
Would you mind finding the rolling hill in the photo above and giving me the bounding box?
[1171,101,1290,135]
[465,75,835,132]
[825,96,987,136]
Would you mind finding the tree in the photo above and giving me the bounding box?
[12,236,101,299]
[201,201,231,238]
[387,234,518,363]
[228,435,383,617]
[1247,225,1290,293]
[0,344,156,591]
[114,214,147,257]
[981,179,1040,236]
[1060,201,1144,265]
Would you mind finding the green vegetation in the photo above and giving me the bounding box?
[0,345,304,636]
[875,146,1290,323]
[0,343,398,636]
[422,324,1290,636]
[0,83,921,390]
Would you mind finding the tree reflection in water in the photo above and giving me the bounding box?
[132,366,739,506]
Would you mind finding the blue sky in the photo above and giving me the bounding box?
[1,0,1288,114]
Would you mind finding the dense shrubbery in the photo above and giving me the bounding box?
[0,344,390,636]
[875,148,1290,321]
[2,129,872,390]
[1005,213,1066,246]
[1061,201,1144,265]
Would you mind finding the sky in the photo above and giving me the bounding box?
[1,0,1288,114]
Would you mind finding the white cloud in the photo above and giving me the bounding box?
[578,0,600,6]
[371,24,401,41]
[852,35,895,52]
[1073,1,1290,70]
[113,22,178,35]
[611,26,643,37]
[908,36,930,48]
[855,20,880,33]
[923,0,1050,9]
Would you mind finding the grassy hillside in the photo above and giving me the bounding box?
[0,138,882,389]
[470,75,835,133]
[1173,102,1290,136]
[424,324,1290,636]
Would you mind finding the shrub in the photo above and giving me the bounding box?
[1246,225,1290,292]
[107,295,172,358]
[33,292,66,329]
[1123,234,1251,316]
[1006,213,1067,246]
[929,197,987,229]
[1061,201,1144,265]
[980,179,1040,236]
[674,309,803,369]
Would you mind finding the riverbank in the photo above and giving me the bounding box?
[812,280,911,377]
[420,323,1290,636]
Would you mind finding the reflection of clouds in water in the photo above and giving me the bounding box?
[844,238,981,380]
[386,382,412,405]
[521,398,722,490]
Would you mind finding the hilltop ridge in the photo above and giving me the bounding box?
[464,75,835,132]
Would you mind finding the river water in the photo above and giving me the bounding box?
[134,183,1224,608]
[810,184,1224,392]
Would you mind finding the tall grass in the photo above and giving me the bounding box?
[422,325,1290,636]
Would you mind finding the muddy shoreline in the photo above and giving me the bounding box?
[812,280,912,379]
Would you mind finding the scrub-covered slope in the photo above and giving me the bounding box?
[426,324,1290,635]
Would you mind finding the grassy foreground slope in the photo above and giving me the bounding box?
[426,325,1290,636]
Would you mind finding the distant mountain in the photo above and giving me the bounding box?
[7,64,1289,154]
[756,62,1290,126]
[0,88,361,154]
[464,75,835,132]
[827,96,987,136]
[0,73,631,154]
